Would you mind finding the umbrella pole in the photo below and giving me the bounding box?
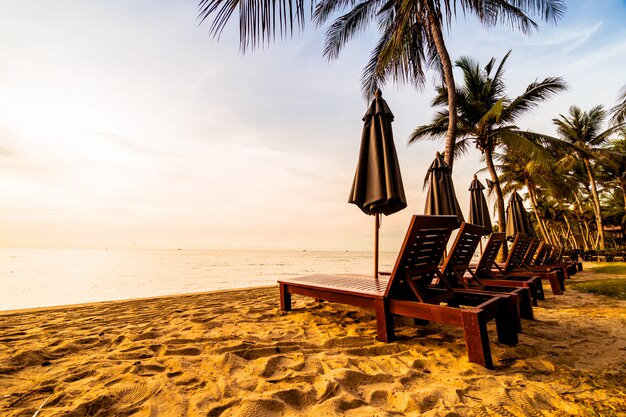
[479,238,484,254]
[374,213,380,278]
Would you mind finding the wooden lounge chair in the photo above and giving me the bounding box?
[532,242,551,266]
[278,215,518,369]
[524,239,540,265]
[544,246,578,276]
[435,223,534,325]
[494,234,564,296]
[512,237,570,285]
[466,233,544,305]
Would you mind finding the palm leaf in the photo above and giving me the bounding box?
[320,0,382,60]
[505,77,567,122]
[199,0,307,51]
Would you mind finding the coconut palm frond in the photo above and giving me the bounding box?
[313,0,362,26]
[408,112,449,144]
[610,85,626,126]
[199,0,307,52]
[505,77,567,122]
[321,0,385,60]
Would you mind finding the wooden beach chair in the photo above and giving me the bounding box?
[466,233,544,305]
[524,239,540,265]
[278,215,519,369]
[514,238,570,283]
[435,223,534,325]
[495,234,564,295]
[545,246,578,276]
[532,242,551,266]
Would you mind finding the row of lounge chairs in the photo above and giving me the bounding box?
[277,215,580,369]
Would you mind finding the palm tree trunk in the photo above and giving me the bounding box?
[526,182,551,244]
[619,179,626,215]
[572,193,589,251]
[484,146,507,259]
[562,215,576,249]
[583,156,605,249]
[426,0,457,169]
[580,221,589,251]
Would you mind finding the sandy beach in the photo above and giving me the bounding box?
[1,265,624,416]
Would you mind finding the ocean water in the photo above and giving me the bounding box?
[0,249,398,312]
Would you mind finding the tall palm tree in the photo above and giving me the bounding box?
[599,133,626,217]
[198,0,565,168]
[496,148,556,244]
[552,106,623,250]
[409,51,566,236]
[610,85,626,126]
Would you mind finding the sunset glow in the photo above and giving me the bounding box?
[1,1,625,251]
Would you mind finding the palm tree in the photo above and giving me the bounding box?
[599,133,626,217]
[552,106,624,250]
[198,0,565,168]
[610,85,626,126]
[496,148,556,244]
[409,51,566,236]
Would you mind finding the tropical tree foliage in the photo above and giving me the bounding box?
[610,85,626,126]
[492,105,626,253]
[552,105,624,250]
[409,51,566,238]
[198,0,565,168]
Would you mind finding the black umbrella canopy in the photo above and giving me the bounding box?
[348,90,407,215]
[505,192,536,239]
[423,152,464,225]
[468,175,492,235]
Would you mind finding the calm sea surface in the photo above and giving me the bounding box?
[0,249,397,311]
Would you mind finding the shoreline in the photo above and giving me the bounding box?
[1,268,625,416]
[0,285,277,316]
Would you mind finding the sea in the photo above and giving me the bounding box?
[0,249,398,312]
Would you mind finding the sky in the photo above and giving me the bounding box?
[0,0,625,251]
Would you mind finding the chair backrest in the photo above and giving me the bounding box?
[474,232,506,277]
[385,215,458,302]
[438,222,484,288]
[535,243,551,265]
[502,233,531,272]
[547,246,563,264]
[524,239,540,265]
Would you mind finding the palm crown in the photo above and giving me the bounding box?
[409,51,566,242]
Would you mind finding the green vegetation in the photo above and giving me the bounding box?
[590,263,626,275]
[568,279,626,300]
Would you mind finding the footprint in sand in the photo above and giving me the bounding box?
[112,380,156,408]
[164,346,203,356]
[261,354,305,379]
[131,362,166,376]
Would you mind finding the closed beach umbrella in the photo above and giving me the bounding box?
[423,152,464,225]
[505,192,536,239]
[468,175,492,234]
[349,89,407,277]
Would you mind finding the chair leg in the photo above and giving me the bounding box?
[461,310,493,369]
[547,273,563,295]
[279,284,291,311]
[519,288,534,320]
[532,278,545,301]
[374,299,395,342]
[507,295,522,333]
[494,299,519,346]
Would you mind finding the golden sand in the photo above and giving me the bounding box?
[1,266,624,416]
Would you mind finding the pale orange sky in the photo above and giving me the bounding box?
[1,1,625,251]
